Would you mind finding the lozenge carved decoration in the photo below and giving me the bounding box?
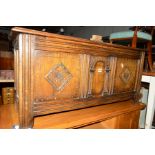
[119,66,131,84]
[45,63,73,92]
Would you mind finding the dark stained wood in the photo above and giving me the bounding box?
[12,27,145,128]
[33,100,145,129]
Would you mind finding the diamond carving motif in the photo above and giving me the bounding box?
[45,63,72,91]
[120,67,131,84]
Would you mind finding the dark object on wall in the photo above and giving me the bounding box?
[12,27,145,128]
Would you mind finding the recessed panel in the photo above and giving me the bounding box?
[92,61,105,96]
[33,51,80,101]
[114,58,138,93]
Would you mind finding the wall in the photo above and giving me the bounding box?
[139,87,149,128]
[65,26,130,39]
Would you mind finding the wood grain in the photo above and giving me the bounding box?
[12,27,145,128]
[33,100,145,129]
[15,34,34,128]
[0,51,14,70]
[143,71,155,76]
[33,92,135,116]
[113,58,138,93]
[12,27,142,59]
[0,104,19,129]
[80,111,140,129]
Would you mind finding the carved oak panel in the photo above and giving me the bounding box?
[113,58,138,93]
[33,51,81,102]
[45,63,73,92]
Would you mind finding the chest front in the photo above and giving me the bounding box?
[13,29,144,128]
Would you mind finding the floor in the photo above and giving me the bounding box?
[0,104,18,129]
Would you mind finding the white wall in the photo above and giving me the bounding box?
[65,26,130,39]
[139,87,149,128]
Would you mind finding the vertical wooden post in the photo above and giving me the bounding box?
[18,34,34,128]
[132,27,138,48]
[134,50,145,103]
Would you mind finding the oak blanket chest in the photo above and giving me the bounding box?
[12,27,145,128]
